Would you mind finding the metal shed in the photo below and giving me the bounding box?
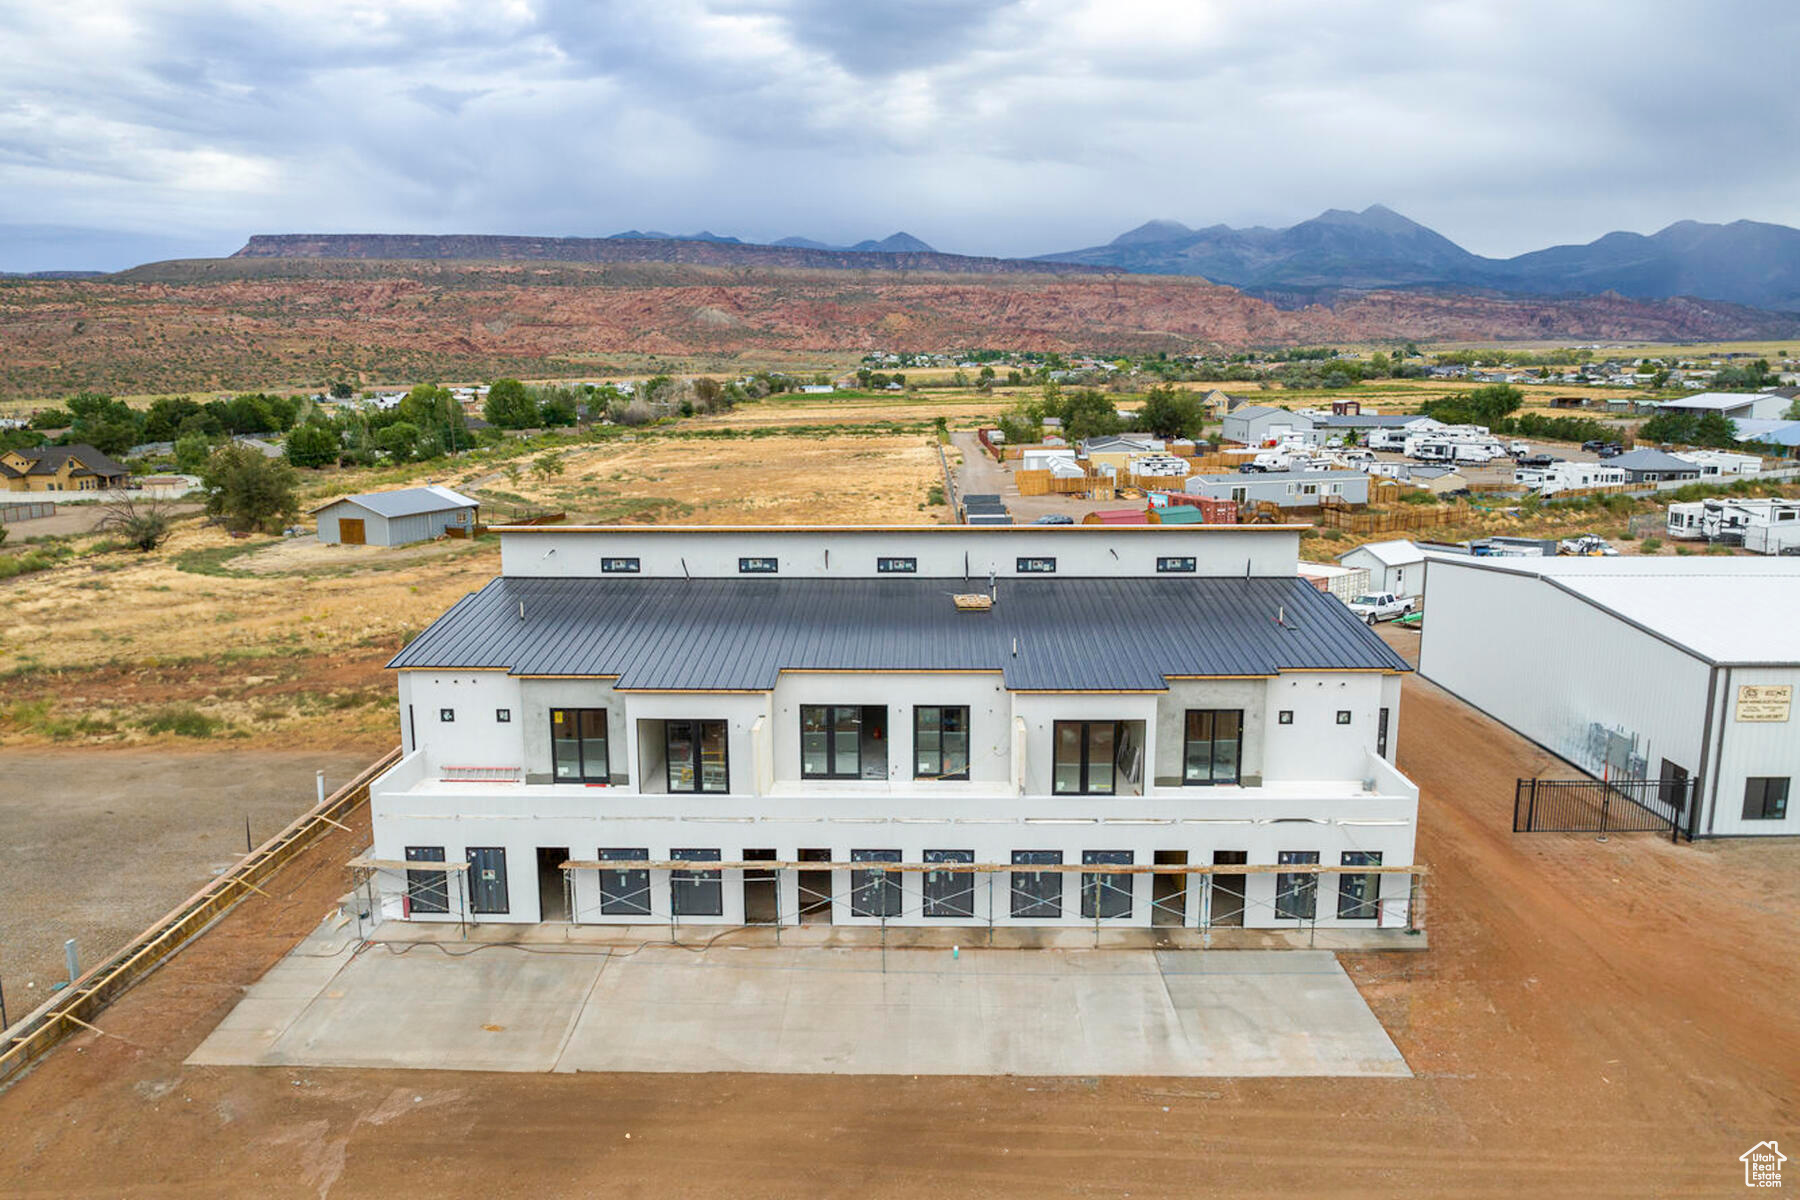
[312,485,480,547]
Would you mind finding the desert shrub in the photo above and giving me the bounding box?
[142,705,220,738]
[1640,536,1662,554]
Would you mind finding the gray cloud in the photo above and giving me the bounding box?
[1,0,1798,271]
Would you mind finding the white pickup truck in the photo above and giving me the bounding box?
[1347,591,1416,625]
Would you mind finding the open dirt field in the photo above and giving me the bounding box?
[1,629,1793,1197]
[0,748,384,996]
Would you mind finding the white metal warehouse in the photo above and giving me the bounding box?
[312,485,479,547]
[1419,556,1800,837]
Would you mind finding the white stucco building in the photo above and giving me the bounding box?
[366,525,1420,930]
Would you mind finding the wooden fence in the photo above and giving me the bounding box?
[0,748,401,1092]
[0,501,54,524]
[1315,505,1458,535]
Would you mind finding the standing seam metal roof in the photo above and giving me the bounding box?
[388,576,1410,689]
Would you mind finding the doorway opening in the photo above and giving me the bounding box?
[797,847,833,923]
[743,848,779,924]
[1151,850,1187,927]
[537,846,570,922]
[1211,850,1247,927]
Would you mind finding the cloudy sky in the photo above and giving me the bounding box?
[3,0,1797,271]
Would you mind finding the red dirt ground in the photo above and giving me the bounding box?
[0,639,1794,1198]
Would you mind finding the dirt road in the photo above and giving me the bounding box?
[0,661,1794,1196]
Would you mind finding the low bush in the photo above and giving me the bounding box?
[141,705,221,738]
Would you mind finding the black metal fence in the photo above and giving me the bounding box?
[1514,776,1698,841]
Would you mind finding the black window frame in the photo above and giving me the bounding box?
[600,557,641,573]
[665,719,730,794]
[923,849,975,918]
[800,705,885,780]
[439,708,455,722]
[598,846,651,916]
[1743,776,1790,821]
[1278,710,1294,725]
[496,708,511,723]
[670,848,723,916]
[1336,710,1352,725]
[850,849,903,917]
[1052,720,1119,796]
[1081,850,1134,920]
[876,556,917,574]
[1337,850,1382,920]
[738,556,779,573]
[1276,850,1320,921]
[1182,709,1244,785]
[551,707,611,783]
[1156,556,1197,573]
[404,845,449,914]
[1011,850,1063,919]
[1016,556,1057,573]
[913,705,971,781]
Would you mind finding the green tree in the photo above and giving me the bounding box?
[1058,389,1123,441]
[532,452,565,482]
[375,421,424,462]
[201,444,298,533]
[329,380,354,400]
[285,422,340,468]
[66,393,143,456]
[173,433,212,473]
[0,428,45,453]
[1135,385,1205,439]
[484,378,538,429]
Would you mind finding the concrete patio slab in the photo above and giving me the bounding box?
[189,923,1409,1078]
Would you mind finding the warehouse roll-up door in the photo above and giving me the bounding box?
[467,847,509,914]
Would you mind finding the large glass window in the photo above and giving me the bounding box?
[851,849,903,917]
[404,846,448,914]
[1081,850,1133,920]
[598,847,651,917]
[1743,777,1790,820]
[1337,850,1382,920]
[1011,850,1063,919]
[914,706,970,780]
[1053,721,1117,795]
[666,720,729,793]
[552,708,609,783]
[1182,710,1243,785]
[1276,850,1320,921]
[801,705,885,779]
[923,849,975,918]
[670,848,722,916]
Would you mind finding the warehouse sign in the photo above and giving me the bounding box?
[1735,685,1792,723]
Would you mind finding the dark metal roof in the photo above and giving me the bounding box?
[389,575,1410,690]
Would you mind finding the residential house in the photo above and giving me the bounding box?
[0,444,129,493]
[1606,448,1701,485]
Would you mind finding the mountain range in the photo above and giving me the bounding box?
[226,210,1800,311]
[1037,205,1800,311]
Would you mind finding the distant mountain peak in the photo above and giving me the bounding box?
[848,231,935,254]
[1307,204,1430,236]
[1110,219,1195,247]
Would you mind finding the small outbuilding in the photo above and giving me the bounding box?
[1336,539,1426,597]
[312,485,480,547]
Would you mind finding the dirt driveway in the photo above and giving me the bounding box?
[0,654,1794,1195]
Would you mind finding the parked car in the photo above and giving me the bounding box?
[1558,534,1618,557]
[1581,439,1607,453]
[1031,514,1074,525]
[1508,441,1531,457]
[1347,591,1416,625]
[1517,453,1561,469]
[1596,443,1623,458]
[1238,462,1265,473]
